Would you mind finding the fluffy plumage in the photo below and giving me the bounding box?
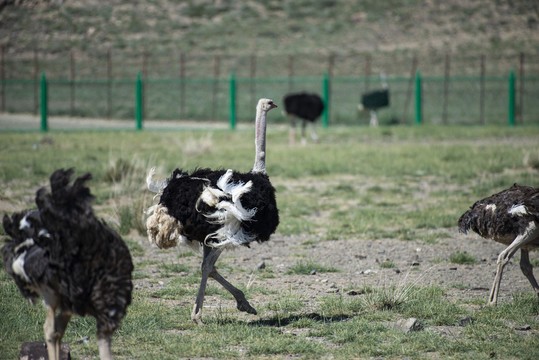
[146,98,279,323]
[2,169,133,360]
[160,168,277,246]
[458,183,539,305]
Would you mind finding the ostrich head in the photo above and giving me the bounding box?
[252,98,277,174]
[258,98,278,112]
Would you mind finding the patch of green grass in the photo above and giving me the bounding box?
[319,295,364,317]
[450,251,478,265]
[360,284,414,311]
[123,237,145,257]
[177,251,197,258]
[118,205,134,235]
[379,261,396,269]
[135,259,159,269]
[150,285,193,300]
[450,283,470,290]
[401,286,467,326]
[286,260,340,275]
[266,294,304,313]
[157,262,191,276]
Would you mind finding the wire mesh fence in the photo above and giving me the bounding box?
[1,50,538,131]
[1,74,538,131]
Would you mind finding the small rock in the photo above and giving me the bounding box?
[411,261,420,266]
[449,267,458,270]
[346,289,365,296]
[362,269,377,275]
[355,254,367,259]
[394,269,401,274]
[395,318,423,333]
[458,317,474,326]
[20,341,71,360]
[514,325,531,331]
[257,261,266,270]
[309,269,317,275]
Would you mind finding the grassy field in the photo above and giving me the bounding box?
[1,125,539,359]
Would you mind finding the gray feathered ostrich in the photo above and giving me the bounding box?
[146,98,279,323]
[2,169,133,360]
[458,184,539,305]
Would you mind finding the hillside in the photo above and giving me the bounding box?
[0,0,538,78]
[1,0,538,55]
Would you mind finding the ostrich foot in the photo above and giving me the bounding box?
[236,299,257,315]
[191,304,203,325]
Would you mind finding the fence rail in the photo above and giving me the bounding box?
[0,71,537,132]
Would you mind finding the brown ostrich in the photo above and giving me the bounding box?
[2,169,133,360]
[458,184,539,305]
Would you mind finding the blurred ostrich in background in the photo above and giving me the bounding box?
[283,92,324,145]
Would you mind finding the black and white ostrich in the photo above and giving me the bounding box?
[283,92,324,145]
[2,169,133,360]
[146,98,279,323]
[458,184,539,305]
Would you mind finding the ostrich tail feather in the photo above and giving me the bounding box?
[146,167,169,195]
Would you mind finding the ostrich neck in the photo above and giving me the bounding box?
[252,107,267,174]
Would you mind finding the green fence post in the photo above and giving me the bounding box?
[135,72,143,130]
[229,72,236,130]
[40,73,48,132]
[415,70,422,125]
[508,70,515,126]
[322,72,329,128]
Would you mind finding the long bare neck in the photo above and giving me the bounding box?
[252,106,267,174]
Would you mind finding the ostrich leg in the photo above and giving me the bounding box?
[97,332,113,360]
[44,305,58,360]
[44,306,70,360]
[192,245,224,324]
[520,249,539,298]
[489,222,539,305]
[301,119,307,145]
[209,269,257,314]
[289,117,297,145]
[309,122,319,143]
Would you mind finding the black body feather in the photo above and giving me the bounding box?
[458,183,539,247]
[283,93,324,122]
[159,168,279,246]
[2,169,133,336]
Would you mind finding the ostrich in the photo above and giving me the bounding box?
[458,184,539,305]
[146,98,279,323]
[2,169,133,360]
[359,72,390,127]
[283,92,324,145]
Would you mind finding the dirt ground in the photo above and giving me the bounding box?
[131,227,537,319]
